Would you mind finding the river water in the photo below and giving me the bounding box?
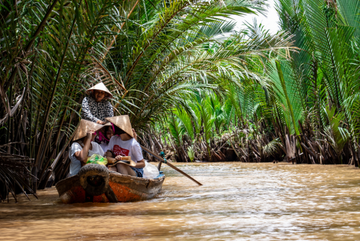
[1,163,360,240]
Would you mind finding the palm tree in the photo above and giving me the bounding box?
[0,0,273,199]
[102,0,268,128]
[272,0,360,163]
[0,0,143,198]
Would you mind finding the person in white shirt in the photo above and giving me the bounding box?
[68,120,104,177]
[106,115,145,177]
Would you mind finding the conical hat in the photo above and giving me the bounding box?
[105,115,133,138]
[73,119,104,141]
[86,82,113,98]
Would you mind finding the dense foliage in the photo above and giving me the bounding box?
[0,0,272,200]
[160,0,360,165]
[1,0,359,201]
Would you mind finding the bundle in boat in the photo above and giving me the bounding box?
[55,164,165,203]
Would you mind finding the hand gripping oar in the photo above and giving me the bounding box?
[141,145,202,186]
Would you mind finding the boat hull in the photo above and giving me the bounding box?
[56,169,165,203]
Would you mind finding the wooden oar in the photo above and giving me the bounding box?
[141,145,202,186]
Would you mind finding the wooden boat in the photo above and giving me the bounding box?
[55,164,165,203]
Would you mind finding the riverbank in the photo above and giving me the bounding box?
[2,163,360,240]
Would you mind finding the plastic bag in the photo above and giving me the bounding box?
[143,161,159,179]
[86,154,108,166]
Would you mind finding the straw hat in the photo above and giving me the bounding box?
[73,119,104,141]
[105,115,134,138]
[86,82,113,99]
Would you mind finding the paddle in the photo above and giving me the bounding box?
[140,145,202,186]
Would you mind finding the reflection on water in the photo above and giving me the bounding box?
[2,163,360,240]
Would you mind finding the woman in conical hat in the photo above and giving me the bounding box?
[105,115,145,177]
[81,82,114,125]
[68,120,105,177]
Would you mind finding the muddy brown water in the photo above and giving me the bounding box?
[1,163,360,240]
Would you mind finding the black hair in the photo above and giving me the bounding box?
[113,125,125,135]
[70,136,85,145]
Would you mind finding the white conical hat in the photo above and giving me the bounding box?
[105,115,134,138]
[86,82,113,98]
[73,119,104,141]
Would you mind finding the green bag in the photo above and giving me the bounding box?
[86,154,108,166]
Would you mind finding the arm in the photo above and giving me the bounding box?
[132,128,137,141]
[135,159,145,169]
[105,150,117,164]
[114,155,145,168]
[81,97,100,123]
[74,133,92,163]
